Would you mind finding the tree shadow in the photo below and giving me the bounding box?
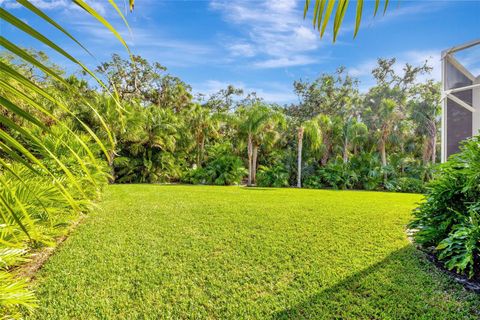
[272,245,479,319]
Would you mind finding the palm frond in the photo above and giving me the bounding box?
[0,0,134,315]
[304,0,392,41]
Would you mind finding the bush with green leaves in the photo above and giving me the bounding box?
[410,136,480,279]
[386,177,426,193]
[256,164,290,187]
[346,152,384,190]
[318,159,359,190]
[182,143,246,186]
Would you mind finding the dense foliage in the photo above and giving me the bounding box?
[65,55,441,193]
[0,52,111,317]
[410,136,480,279]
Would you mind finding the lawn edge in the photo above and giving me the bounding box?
[14,214,87,281]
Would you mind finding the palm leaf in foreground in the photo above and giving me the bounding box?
[304,0,391,41]
[0,0,135,317]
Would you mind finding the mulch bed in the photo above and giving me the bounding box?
[407,228,480,293]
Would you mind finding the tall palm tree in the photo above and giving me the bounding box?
[188,104,220,168]
[342,118,368,163]
[376,98,403,169]
[317,114,341,166]
[303,0,391,41]
[409,81,441,164]
[237,104,285,186]
[297,117,322,188]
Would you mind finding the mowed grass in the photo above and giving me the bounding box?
[31,185,480,319]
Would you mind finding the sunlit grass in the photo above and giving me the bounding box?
[31,185,480,319]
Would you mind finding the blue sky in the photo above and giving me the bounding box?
[2,0,480,104]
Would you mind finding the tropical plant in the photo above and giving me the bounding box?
[257,164,290,188]
[0,0,133,316]
[236,103,286,186]
[182,143,246,186]
[409,81,441,164]
[341,117,368,163]
[348,151,383,190]
[364,58,431,183]
[319,158,358,190]
[114,107,182,183]
[296,117,322,188]
[188,104,220,168]
[410,136,480,279]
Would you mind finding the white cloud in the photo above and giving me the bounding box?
[194,80,296,104]
[227,42,256,58]
[253,55,318,69]
[68,20,215,67]
[211,0,322,68]
[2,0,107,16]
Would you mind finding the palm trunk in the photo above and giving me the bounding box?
[247,133,253,186]
[196,135,205,168]
[321,136,330,166]
[343,136,349,163]
[422,122,436,165]
[252,144,258,185]
[297,127,304,188]
[431,130,436,164]
[200,137,205,167]
[196,144,201,168]
[379,138,387,184]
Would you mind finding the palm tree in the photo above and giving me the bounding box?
[342,118,368,163]
[409,81,441,164]
[363,96,403,183]
[317,114,342,166]
[237,104,285,186]
[377,98,403,169]
[297,118,322,188]
[303,0,391,41]
[188,104,220,168]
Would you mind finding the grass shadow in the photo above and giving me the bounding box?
[272,245,480,319]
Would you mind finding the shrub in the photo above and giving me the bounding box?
[303,174,323,189]
[257,164,289,187]
[182,144,246,186]
[318,158,358,190]
[349,152,383,190]
[386,177,425,193]
[410,136,480,279]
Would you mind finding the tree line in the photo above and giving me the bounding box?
[74,54,439,192]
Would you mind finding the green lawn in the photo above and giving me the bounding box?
[30,185,480,319]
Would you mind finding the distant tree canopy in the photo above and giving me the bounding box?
[96,54,192,112]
